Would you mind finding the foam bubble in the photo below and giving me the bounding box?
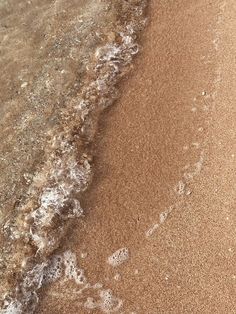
[1,300,22,314]
[159,211,169,224]
[175,180,186,195]
[99,289,123,313]
[145,224,159,238]
[63,251,86,285]
[107,248,129,267]
[44,255,63,284]
[92,283,103,289]
[22,262,48,291]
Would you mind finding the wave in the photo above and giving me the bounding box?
[0,0,148,313]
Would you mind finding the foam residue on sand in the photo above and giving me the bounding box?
[107,247,129,267]
[2,250,123,313]
[145,87,210,240]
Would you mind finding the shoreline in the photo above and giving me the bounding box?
[37,0,236,313]
[1,0,236,313]
[0,1,148,312]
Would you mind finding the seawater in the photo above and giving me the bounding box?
[0,0,148,313]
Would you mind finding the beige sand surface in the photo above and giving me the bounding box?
[37,0,236,313]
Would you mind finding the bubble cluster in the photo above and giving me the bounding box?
[84,289,123,313]
[63,251,86,285]
[1,251,87,313]
[43,255,64,284]
[99,289,123,313]
[107,247,129,267]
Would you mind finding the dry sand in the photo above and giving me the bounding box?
[36,0,236,313]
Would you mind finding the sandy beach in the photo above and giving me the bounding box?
[35,0,236,313]
[0,0,236,313]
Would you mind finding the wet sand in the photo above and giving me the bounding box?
[0,1,148,310]
[37,0,236,313]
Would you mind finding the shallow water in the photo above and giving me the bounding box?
[0,0,148,312]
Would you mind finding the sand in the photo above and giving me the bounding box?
[3,0,236,313]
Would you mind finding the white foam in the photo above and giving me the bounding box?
[99,289,123,313]
[84,289,123,313]
[145,223,159,238]
[22,262,48,290]
[63,251,86,285]
[175,180,186,195]
[145,205,174,238]
[92,282,103,289]
[40,186,67,208]
[44,255,64,284]
[159,211,168,224]
[0,301,22,314]
[107,248,129,267]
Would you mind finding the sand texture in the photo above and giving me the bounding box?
[1,0,236,313]
[37,1,236,313]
